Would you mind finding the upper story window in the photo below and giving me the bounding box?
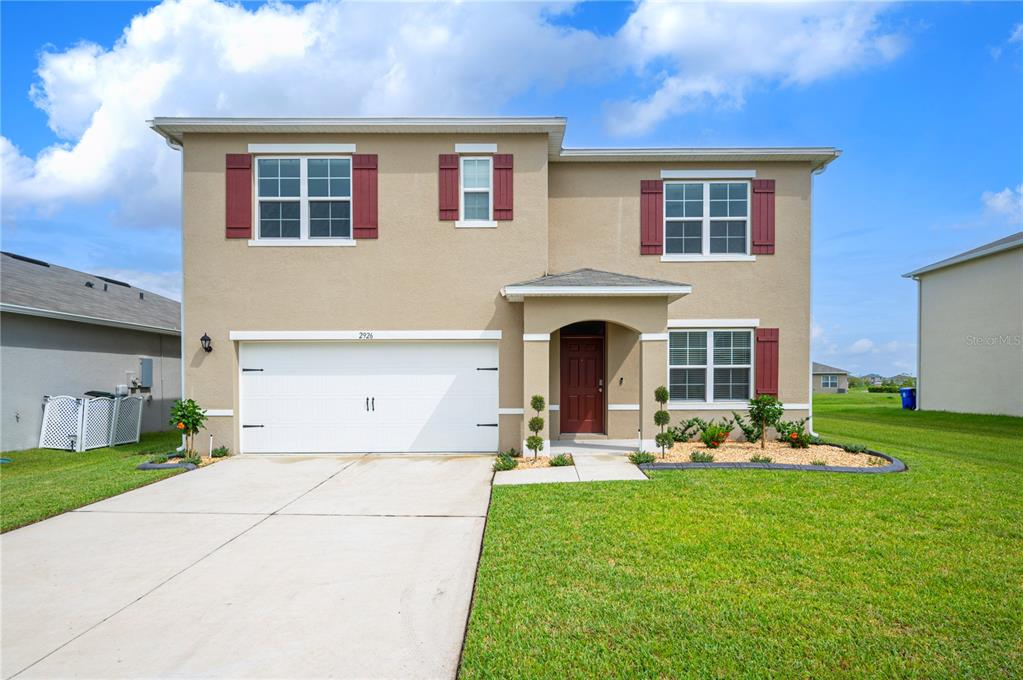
[669,329,753,403]
[460,156,492,222]
[664,181,749,256]
[256,157,352,240]
[822,374,838,388]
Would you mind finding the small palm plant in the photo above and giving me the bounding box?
[653,385,674,457]
[526,394,546,460]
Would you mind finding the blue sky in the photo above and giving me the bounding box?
[2,1,1022,376]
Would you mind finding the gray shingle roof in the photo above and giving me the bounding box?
[812,362,849,375]
[1,252,180,332]
[506,268,688,288]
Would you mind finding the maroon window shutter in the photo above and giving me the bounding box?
[438,154,459,221]
[751,179,775,254]
[493,154,513,220]
[225,154,253,239]
[352,154,378,239]
[640,179,664,255]
[755,328,780,396]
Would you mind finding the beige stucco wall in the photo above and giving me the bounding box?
[917,247,1023,417]
[812,373,849,393]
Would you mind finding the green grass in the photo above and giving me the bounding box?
[461,392,1023,678]
[0,431,184,533]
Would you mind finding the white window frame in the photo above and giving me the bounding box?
[822,374,838,388]
[252,156,356,246]
[667,328,755,407]
[457,155,495,228]
[662,180,754,262]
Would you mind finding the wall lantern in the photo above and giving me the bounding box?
[200,332,213,353]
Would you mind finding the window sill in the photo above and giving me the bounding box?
[247,239,357,247]
[455,220,497,229]
[668,401,751,411]
[660,254,756,263]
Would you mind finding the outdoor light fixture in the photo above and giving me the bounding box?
[200,332,213,353]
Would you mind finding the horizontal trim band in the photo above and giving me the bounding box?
[230,330,502,341]
[455,143,497,153]
[455,220,497,229]
[549,404,560,411]
[669,401,810,411]
[661,254,756,263]
[503,284,691,301]
[640,333,668,341]
[247,239,356,247]
[608,404,640,411]
[498,408,524,416]
[205,409,234,417]
[1,303,180,336]
[661,169,756,179]
[248,143,355,153]
[668,319,759,328]
[523,333,550,342]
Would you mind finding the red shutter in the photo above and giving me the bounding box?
[352,154,378,239]
[640,179,664,255]
[755,328,780,396]
[493,154,513,220]
[751,179,775,254]
[225,154,252,239]
[439,154,459,221]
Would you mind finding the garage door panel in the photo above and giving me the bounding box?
[240,341,498,453]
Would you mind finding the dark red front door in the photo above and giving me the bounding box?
[560,336,604,433]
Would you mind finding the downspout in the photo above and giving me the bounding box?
[162,132,187,452]
[807,162,829,436]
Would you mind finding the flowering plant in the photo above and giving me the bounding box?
[169,399,208,455]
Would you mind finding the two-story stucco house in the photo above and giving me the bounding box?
[150,117,838,454]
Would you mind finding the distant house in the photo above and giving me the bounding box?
[0,252,182,451]
[903,231,1022,417]
[812,362,849,394]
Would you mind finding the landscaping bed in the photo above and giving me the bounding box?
[656,439,889,468]
[505,454,574,470]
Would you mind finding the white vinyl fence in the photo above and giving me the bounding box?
[39,395,144,451]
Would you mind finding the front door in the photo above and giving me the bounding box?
[560,336,605,433]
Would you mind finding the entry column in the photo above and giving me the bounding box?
[522,333,551,455]
[639,333,668,449]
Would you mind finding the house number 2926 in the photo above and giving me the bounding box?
[358,332,374,340]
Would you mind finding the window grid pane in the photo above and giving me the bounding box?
[259,201,300,238]
[257,159,300,198]
[462,159,491,189]
[309,200,351,238]
[463,192,490,220]
[713,331,752,365]
[308,158,351,198]
[713,368,750,400]
[670,368,706,401]
[710,220,747,254]
[665,221,702,254]
[669,331,707,365]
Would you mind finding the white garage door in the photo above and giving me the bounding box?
[239,341,499,453]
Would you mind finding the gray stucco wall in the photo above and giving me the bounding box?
[0,313,182,451]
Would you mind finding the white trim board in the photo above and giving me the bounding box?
[455,220,497,229]
[608,404,640,411]
[640,333,668,341]
[669,319,759,328]
[661,254,756,263]
[548,404,560,411]
[523,333,550,342]
[205,409,234,417]
[1,303,181,336]
[455,143,497,153]
[247,239,356,247]
[229,330,502,341]
[669,401,810,411]
[248,143,356,153]
[661,169,756,179]
[498,408,524,415]
[503,285,691,301]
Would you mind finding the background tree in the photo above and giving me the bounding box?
[526,394,546,460]
[747,394,785,449]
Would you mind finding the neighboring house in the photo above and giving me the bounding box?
[0,252,182,451]
[903,231,1023,417]
[812,362,849,393]
[150,116,839,454]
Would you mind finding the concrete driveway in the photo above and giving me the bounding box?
[1,454,494,679]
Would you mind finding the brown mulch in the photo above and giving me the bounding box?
[659,439,885,467]
[511,455,574,469]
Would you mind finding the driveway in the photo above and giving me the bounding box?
[1,454,494,679]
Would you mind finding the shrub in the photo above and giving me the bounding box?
[747,395,785,449]
[699,420,733,448]
[842,443,868,454]
[777,418,811,448]
[169,399,208,455]
[653,386,671,456]
[629,451,656,465]
[655,431,675,452]
[750,453,772,463]
[690,450,715,463]
[732,411,762,443]
[867,385,900,393]
[211,446,230,458]
[181,455,202,467]
[526,394,546,460]
[493,454,518,472]
[549,453,574,467]
[810,459,827,466]
[667,419,700,443]
[502,447,522,458]
[148,454,169,464]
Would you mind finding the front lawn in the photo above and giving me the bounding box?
[461,393,1023,678]
[0,431,183,533]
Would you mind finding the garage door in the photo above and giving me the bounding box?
[239,341,499,453]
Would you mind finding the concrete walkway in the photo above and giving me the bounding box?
[1,454,493,679]
[494,441,648,485]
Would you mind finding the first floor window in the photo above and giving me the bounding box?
[665,181,749,256]
[822,374,838,388]
[256,156,352,240]
[669,329,753,402]
[461,156,492,221]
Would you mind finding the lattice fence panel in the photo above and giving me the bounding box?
[111,396,143,445]
[82,397,115,450]
[39,396,83,451]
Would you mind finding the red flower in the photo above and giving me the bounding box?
[790,432,798,439]
[176,422,185,430]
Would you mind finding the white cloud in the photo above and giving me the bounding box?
[981,184,1023,225]
[1,0,906,227]
[607,2,905,135]
[849,338,876,354]
[1010,23,1023,44]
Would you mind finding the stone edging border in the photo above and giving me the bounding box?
[639,448,907,474]
[136,462,197,471]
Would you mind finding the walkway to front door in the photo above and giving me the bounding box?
[1,455,493,679]
[560,331,605,433]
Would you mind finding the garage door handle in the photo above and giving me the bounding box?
[476,367,498,371]
[365,397,369,411]
[242,368,263,372]
[371,397,375,411]
[242,424,264,428]
[476,423,498,427]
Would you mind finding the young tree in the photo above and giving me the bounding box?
[526,394,546,460]
[653,385,674,457]
[747,394,785,449]
[169,399,208,455]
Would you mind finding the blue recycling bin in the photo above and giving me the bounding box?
[899,387,916,410]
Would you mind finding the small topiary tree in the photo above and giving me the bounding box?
[526,394,546,460]
[747,394,785,449]
[653,385,674,457]
[169,398,207,455]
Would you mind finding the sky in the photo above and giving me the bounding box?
[2,0,1022,377]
